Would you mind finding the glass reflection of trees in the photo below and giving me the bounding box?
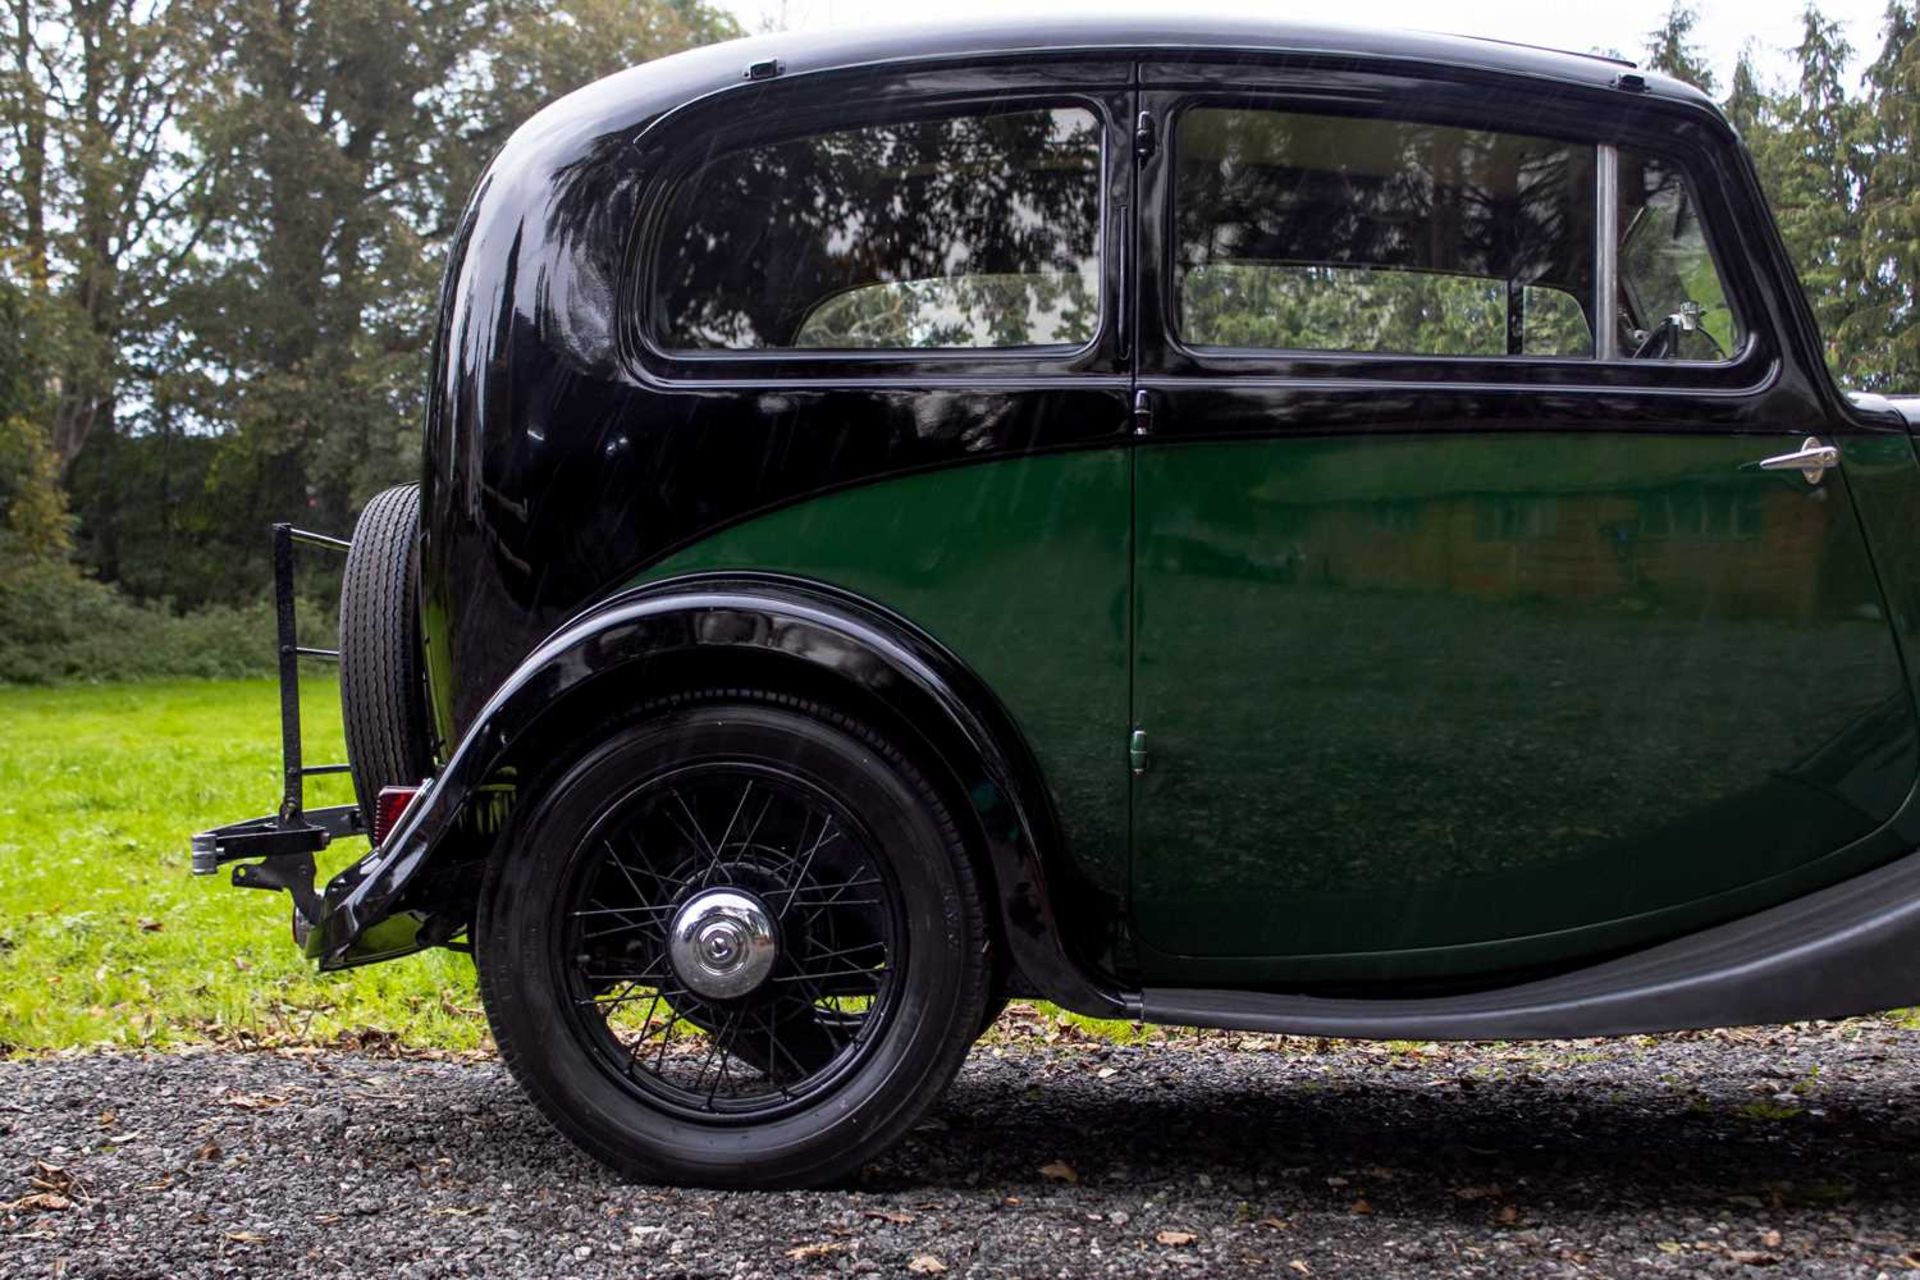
[655,107,1102,351]
[1175,108,1597,357]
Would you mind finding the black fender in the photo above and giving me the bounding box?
[307,573,1137,1018]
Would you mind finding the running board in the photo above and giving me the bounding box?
[1139,841,1920,1041]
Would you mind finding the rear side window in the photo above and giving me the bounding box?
[654,107,1103,352]
[1173,108,1597,358]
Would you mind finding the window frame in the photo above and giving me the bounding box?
[625,68,1131,384]
[1141,82,1774,392]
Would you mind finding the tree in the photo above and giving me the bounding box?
[436,0,740,220]
[90,0,740,604]
[1764,6,1868,376]
[0,278,68,562]
[1844,2,1920,389]
[1724,43,1774,142]
[1643,0,1717,93]
[0,0,220,472]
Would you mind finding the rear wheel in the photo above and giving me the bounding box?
[338,483,435,821]
[475,694,990,1188]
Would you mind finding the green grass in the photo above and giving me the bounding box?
[0,678,484,1055]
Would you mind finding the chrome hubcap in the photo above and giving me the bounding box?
[667,888,777,999]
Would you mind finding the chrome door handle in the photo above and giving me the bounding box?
[1757,436,1839,485]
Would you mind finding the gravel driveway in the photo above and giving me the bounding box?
[4,1014,1920,1278]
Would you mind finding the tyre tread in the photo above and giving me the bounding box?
[338,483,434,820]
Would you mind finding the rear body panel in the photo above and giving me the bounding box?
[639,452,1134,903]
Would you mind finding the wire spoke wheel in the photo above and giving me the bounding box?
[557,763,902,1122]
[478,696,988,1186]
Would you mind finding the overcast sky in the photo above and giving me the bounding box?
[721,0,1902,95]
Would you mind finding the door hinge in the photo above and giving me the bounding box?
[1129,728,1149,776]
[1134,110,1155,160]
[1132,388,1153,436]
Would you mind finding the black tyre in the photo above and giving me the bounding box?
[338,483,434,821]
[475,693,991,1188]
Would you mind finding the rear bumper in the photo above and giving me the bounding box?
[190,804,364,946]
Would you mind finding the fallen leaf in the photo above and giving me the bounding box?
[194,1139,222,1163]
[97,1110,117,1129]
[1156,1230,1197,1246]
[907,1256,948,1275]
[1038,1160,1078,1184]
[1761,1230,1782,1249]
[1726,1250,1779,1266]
[1256,1217,1290,1230]
[31,1161,75,1194]
[1349,1199,1374,1216]
[224,1231,269,1244]
[863,1209,914,1224]
[4,1193,71,1213]
[785,1242,843,1261]
[220,1092,287,1111]
[1289,1262,1313,1277]
[1495,1205,1519,1225]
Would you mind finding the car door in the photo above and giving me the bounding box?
[1126,69,1920,986]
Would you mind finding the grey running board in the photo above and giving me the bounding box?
[1141,843,1920,1040]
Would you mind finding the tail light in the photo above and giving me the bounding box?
[372,784,424,846]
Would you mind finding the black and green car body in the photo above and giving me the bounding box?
[194,17,1920,1186]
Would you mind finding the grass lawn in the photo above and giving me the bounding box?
[0,678,484,1055]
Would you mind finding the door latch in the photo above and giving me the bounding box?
[1134,111,1155,160]
[1129,728,1149,776]
[1755,436,1840,486]
[1132,388,1153,437]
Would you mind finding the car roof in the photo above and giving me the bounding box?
[612,15,1708,109]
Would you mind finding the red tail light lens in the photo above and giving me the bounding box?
[372,785,423,846]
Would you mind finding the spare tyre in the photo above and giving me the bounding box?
[338,483,436,825]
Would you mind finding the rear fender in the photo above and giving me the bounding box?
[308,574,1134,1017]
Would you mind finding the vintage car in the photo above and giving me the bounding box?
[192,16,1920,1187]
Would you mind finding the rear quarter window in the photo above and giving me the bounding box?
[652,107,1103,352]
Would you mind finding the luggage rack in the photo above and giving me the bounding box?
[189,522,364,935]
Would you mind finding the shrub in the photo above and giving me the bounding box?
[0,555,335,685]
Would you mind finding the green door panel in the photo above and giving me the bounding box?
[638,451,1133,896]
[1132,432,1919,981]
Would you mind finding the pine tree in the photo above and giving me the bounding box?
[1643,0,1717,93]
[1765,5,1866,380]
[1724,43,1772,142]
[1846,2,1920,389]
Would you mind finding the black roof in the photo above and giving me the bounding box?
[595,15,1708,112]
